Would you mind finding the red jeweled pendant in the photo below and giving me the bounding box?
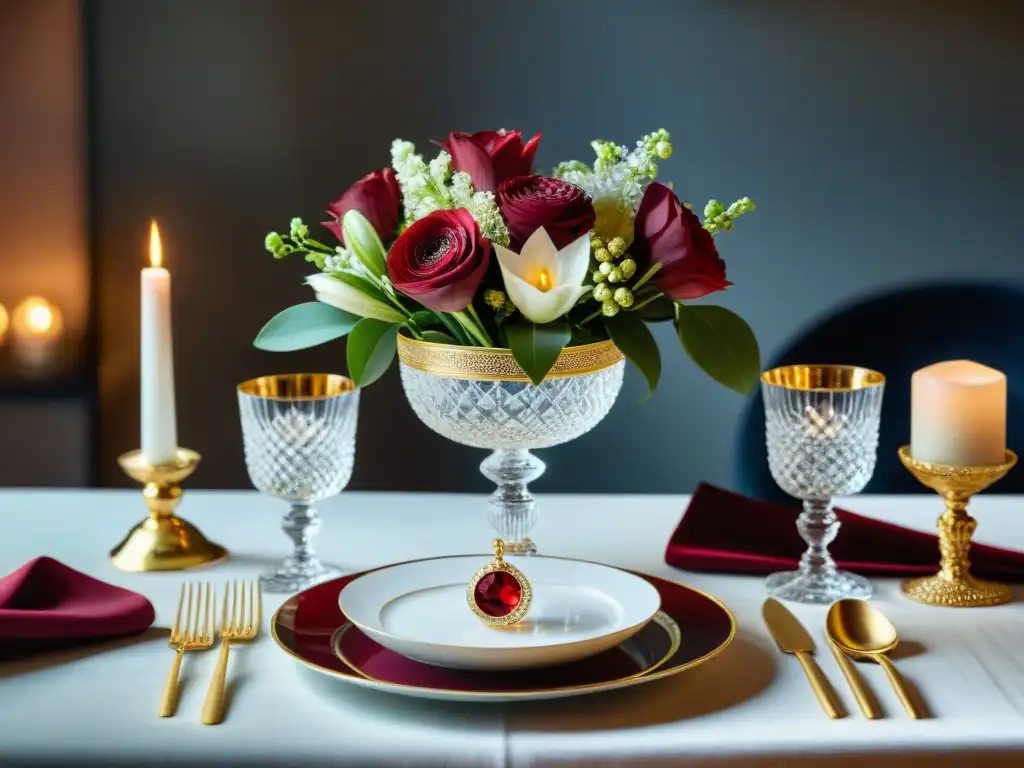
[473,570,522,617]
[468,538,533,626]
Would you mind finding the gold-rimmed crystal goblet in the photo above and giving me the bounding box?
[238,374,359,593]
[761,365,886,604]
[397,335,624,555]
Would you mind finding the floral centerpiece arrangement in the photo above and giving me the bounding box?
[256,128,759,394]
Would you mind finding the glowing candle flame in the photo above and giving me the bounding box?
[149,220,162,268]
[535,268,552,292]
[27,304,53,333]
[11,295,62,340]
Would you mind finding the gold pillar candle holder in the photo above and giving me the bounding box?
[898,445,1017,607]
[111,448,228,572]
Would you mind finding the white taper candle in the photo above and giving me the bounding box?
[140,220,178,464]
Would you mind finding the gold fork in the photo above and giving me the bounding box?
[159,582,214,718]
[201,580,262,725]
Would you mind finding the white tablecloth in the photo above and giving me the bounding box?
[1,489,1024,766]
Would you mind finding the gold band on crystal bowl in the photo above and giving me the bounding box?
[396,334,624,382]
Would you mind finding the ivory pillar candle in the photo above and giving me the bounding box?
[140,221,178,464]
[911,360,1006,466]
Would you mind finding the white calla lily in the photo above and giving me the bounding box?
[306,272,405,323]
[494,228,592,324]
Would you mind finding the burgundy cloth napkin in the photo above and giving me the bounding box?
[0,557,155,657]
[666,483,1024,581]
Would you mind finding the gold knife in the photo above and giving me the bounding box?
[763,598,844,719]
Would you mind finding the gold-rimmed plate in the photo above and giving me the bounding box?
[338,555,662,670]
[271,557,735,703]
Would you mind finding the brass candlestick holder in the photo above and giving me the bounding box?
[898,445,1017,607]
[111,448,228,572]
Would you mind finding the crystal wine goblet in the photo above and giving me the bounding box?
[397,335,624,555]
[761,364,885,604]
[237,373,359,593]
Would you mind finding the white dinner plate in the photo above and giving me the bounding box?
[338,555,661,670]
[272,561,736,702]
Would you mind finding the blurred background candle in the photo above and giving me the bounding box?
[141,220,178,464]
[10,295,63,367]
[0,302,8,347]
[911,360,1006,466]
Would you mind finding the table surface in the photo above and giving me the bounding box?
[2,489,1024,767]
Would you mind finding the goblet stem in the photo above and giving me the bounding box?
[900,488,1011,606]
[260,501,341,593]
[283,502,321,570]
[797,499,840,576]
[480,449,545,555]
[765,498,872,603]
[937,493,975,582]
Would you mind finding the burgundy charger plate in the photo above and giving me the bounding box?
[271,556,735,702]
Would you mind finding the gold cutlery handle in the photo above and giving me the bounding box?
[795,650,843,719]
[877,654,923,719]
[829,641,879,719]
[200,640,230,725]
[159,648,185,718]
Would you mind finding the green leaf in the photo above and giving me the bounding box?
[675,303,761,395]
[253,302,359,352]
[346,318,398,387]
[604,313,661,397]
[331,270,389,304]
[506,322,571,386]
[438,312,472,345]
[569,323,602,346]
[419,330,458,344]
[409,310,444,329]
[634,294,675,322]
[342,209,387,277]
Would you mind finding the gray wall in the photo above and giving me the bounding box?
[89,0,1024,492]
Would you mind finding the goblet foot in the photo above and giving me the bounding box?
[766,568,872,604]
[901,573,1011,607]
[261,559,343,594]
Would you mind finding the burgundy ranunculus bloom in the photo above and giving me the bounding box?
[387,208,491,312]
[438,130,541,192]
[632,182,731,300]
[497,175,596,250]
[322,167,401,245]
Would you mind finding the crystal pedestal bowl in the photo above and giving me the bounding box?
[397,335,625,555]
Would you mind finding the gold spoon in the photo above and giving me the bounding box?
[825,606,879,719]
[827,637,880,719]
[827,599,923,719]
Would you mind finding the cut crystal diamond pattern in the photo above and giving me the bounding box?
[764,391,882,500]
[399,362,625,450]
[239,396,359,502]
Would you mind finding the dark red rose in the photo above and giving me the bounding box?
[387,208,490,312]
[497,175,596,250]
[632,182,731,300]
[438,130,541,192]
[322,167,401,245]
